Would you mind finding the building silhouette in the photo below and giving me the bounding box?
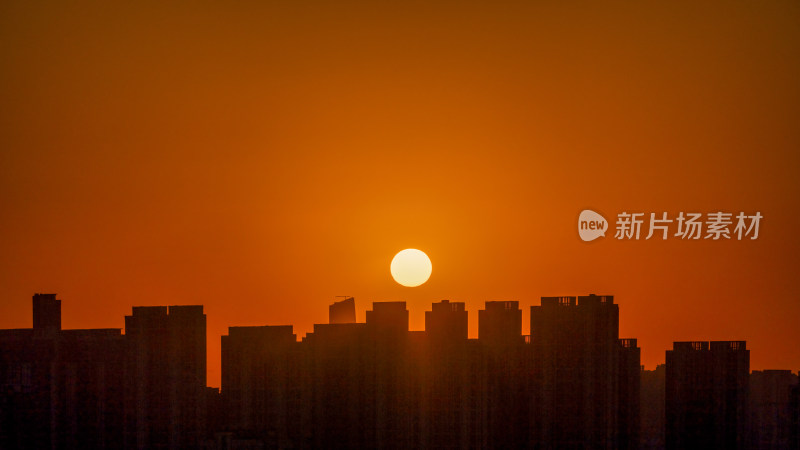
[791,383,800,449]
[221,325,303,447]
[123,305,207,450]
[666,341,750,450]
[32,292,61,335]
[749,370,799,450]
[619,338,642,450]
[478,300,522,347]
[426,299,468,343]
[477,300,528,449]
[304,321,371,448]
[640,364,666,450]
[0,294,125,450]
[365,301,420,448]
[423,300,482,449]
[529,294,640,450]
[329,297,356,324]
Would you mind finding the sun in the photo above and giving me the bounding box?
[390,249,432,287]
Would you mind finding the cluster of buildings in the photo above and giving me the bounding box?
[0,295,208,449]
[0,293,798,449]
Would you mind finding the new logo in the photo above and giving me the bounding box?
[578,209,607,242]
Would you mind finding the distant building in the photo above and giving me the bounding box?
[791,382,800,449]
[425,300,468,344]
[366,301,409,335]
[423,300,483,449]
[329,297,356,324]
[124,305,207,450]
[666,341,749,450]
[0,294,125,450]
[478,301,522,347]
[32,293,61,335]
[478,301,527,449]
[304,322,371,448]
[749,370,799,450]
[530,294,640,450]
[640,364,666,450]
[221,325,300,448]
[619,338,642,450]
[365,302,418,447]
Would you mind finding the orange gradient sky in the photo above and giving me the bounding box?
[1,1,799,387]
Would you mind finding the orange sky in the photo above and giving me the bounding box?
[1,1,799,387]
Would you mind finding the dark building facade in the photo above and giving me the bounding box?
[124,305,207,450]
[32,292,61,334]
[304,321,370,448]
[478,300,522,347]
[477,300,527,449]
[426,300,468,343]
[0,294,125,450]
[640,364,666,450]
[221,325,303,447]
[529,294,640,450]
[791,382,800,450]
[423,300,483,449]
[329,296,356,324]
[666,341,750,450]
[618,338,642,450]
[749,369,799,450]
[365,301,420,448]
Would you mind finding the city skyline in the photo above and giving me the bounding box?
[3,293,798,449]
[2,292,796,389]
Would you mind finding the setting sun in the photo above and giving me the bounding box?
[390,249,432,287]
